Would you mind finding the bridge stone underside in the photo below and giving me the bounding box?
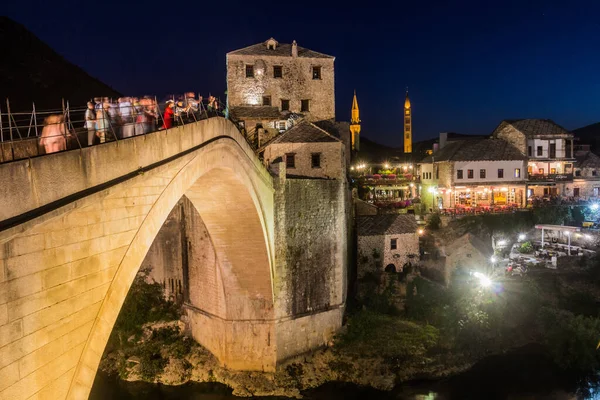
[0,118,344,400]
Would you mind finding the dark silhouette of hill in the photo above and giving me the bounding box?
[0,16,120,112]
[573,122,600,152]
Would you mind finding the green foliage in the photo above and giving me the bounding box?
[338,310,439,361]
[372,248,381,259]
[360,276,402,316]
[427,212,441,230]
[518,241,534,254]
[109,267,180,348]
[532,206,570,225]
[136,341,168,381]
[538,307,600,373]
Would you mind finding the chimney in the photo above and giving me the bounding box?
[433,143,439,153]
[291,40,298,58]
[439,132,448,149]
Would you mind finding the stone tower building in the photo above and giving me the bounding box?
[404,90,412,153]
[350,90,361,152]
[227,38,335,147]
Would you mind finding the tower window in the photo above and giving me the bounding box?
[311,153,321,168]
[273,66,283,78]
[405,110,410,115]
[301,99,310,112]
[286,153,295,168]
[312,66,322,80]
[262,96,271,106]
[245,65,254,78]
[281,99,290,111]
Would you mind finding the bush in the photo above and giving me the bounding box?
[427,212,441,230]
[518,241,534,254]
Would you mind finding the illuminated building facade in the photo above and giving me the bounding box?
[227,38,335,146]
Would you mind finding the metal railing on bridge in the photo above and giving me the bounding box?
[0,95,244,163]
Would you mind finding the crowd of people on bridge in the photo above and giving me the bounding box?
[39,93,222,154]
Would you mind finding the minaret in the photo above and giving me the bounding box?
[350,90,361,151]
[404,90,412,153]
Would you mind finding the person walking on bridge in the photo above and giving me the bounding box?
[40,114,68,154]
[85,101,97,146]
[161,100,175,129]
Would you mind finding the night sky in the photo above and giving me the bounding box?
[4,0,600,146]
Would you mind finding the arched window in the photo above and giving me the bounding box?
[385,264,397,273]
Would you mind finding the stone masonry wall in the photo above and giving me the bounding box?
[358,233,419,276]
[493,123,527,155]
[273,178,347,318]
[227,53,335,122]
[264,141,345,179]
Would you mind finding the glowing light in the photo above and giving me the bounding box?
[418,228,424,235]
[564,231,571,236]
[585,234,592,240]
[591,204,599,211]
[447,189,452,193]
[484,188,489,193]
[466,188,471,193]
[384,163,390,169]
[409,165,413,169]
[410,183,414,187]
[518,234,526,241]
[473,271,492,287]
[490,256,497,263]
[497,240,507,246]
[428,187,436,193]
[501,187,508,192]
[350,166,355,171]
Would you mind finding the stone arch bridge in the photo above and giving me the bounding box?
[0,118,346,400]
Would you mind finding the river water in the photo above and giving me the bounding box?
[90,344,599,400]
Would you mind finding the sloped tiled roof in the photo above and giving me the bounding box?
[228,39,334,59]
[268,121,341,144]
[357,214,418,236]
[576,150,600,169]
[420,139,527,163]
[230,106,281,119]
[501,119,572,137]
[448,234,493,257]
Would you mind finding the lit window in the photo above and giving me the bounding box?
[312,66,322,79]
[245,65,254,78]
[550,168,556,174]
[539,168,544,175]
[515,168,521,178]
[278,121,286,131]
[273,66,283,78]
[311,153,321,168]
[301,99,310,112]
[286,153,295,168]
[390,238,397,250]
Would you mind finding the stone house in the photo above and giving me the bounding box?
[570,145,600,199]
[491,119,576,198]
[357,214,420,276]
[418,136,528,209]
[227,37,335,147]
[262,120,345,179]
[443,233,493,284]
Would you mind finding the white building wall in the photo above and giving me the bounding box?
[453,160,526,184]
[528,139,567,159]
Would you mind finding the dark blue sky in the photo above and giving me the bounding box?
[4,0,600,146]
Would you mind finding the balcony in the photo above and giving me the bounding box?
[357,174,420,186]
[527,173,573,183]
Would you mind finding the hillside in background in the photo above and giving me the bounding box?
[573,122,600,153]
[0,16,120,112]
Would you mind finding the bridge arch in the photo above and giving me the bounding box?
[0,118,276,400]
